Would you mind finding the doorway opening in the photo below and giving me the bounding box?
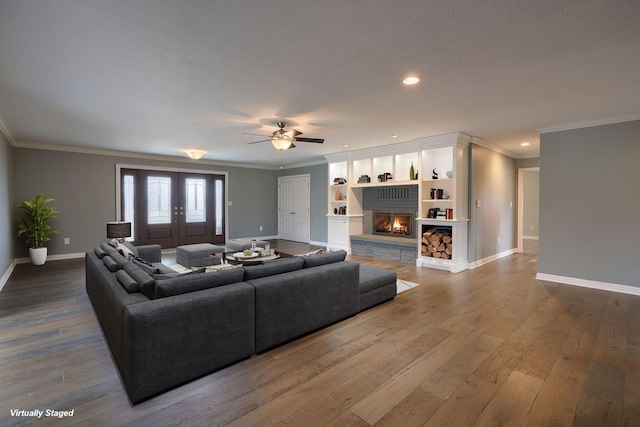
[117,166,227,247]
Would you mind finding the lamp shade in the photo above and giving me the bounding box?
[106,222,132,239]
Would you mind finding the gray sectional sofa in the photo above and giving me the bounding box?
[86,243,396,403]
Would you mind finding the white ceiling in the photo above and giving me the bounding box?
[1,1,639,168]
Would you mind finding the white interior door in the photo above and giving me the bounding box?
[278,174,310,243]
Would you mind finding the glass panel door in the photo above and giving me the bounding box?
[121,169,226,247]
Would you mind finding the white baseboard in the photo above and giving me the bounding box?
[15,252,86,265]
[309,240,328,248]
[0,260,17,292]
[468,248,517,270]
[536,273,640,296]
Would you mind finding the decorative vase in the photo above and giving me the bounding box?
[29,247,47,265]
[409,162,415,180]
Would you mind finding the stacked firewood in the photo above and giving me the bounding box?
[421,229,452,259]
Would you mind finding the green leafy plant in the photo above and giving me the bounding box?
[16,194,61,248]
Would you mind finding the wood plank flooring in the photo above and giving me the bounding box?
[1,240,639,426]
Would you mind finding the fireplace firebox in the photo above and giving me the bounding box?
[373,211,416,238]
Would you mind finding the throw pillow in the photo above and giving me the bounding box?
[116,270,140,293]
[117,242,134,259]
[293,248,323,257]
[94,246,107,259]
[123,262,156,299]
[102,255,120,272]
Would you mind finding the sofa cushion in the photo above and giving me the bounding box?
[243,257,304,281]
[301,250,347,268]
[123,262,156,299]
[116,270,140,293]
[108,250,129,268]
[154,267,245,298]
[100,242,114,255]
[102,255,120,272]
[94,246,107,259]
[359,265,397,294]
[120,241,139,257]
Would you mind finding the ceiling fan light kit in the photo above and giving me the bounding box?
[247,121,324,151]
[271,137,293,150]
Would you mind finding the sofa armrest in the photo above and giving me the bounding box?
[135,244,162,263]
[122,283,255,403]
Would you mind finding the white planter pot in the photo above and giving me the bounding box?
[29,247,48,265]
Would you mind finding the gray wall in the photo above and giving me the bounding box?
[522,169,539,238]
[0,133,13,276]
[12,148,280,256]
[277,163,328,244]
[539,120,640,287]
[468,144,517,262]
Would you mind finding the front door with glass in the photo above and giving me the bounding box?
[121,169,225,247]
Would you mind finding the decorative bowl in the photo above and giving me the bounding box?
[445,170,453,179]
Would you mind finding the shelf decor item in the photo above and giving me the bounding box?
[16,193,61,265]
[432,168,438,179]
[410,162,416,180]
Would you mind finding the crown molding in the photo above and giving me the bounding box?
[281,158,328,170]
[12,140,281,170]
[470,136,519,158]
[536,113,640,134]
[0,113,17,146]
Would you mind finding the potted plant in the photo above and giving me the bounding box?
[16,193,61,265]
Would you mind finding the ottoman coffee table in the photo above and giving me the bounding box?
[176,243,225,268]
[226,238,270,252]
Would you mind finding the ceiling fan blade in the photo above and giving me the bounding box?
[288,143,296,149]
[293,137,324,144]
[246,139,270,144]
[286,129,302,137]
[242,132,269,137]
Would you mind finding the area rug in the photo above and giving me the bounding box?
[396,279,421,293]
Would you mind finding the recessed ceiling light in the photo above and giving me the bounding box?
[402,76,420,85]
[521,142,530,147]
[342,144,349,148]
[389,134,399,139]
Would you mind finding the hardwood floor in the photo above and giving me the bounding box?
[1,240,639,426]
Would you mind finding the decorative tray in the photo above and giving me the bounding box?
[232,251,260,260]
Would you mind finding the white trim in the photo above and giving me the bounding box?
[517,166,539,253]
[282,159,327,169]
[15,252,85,265]
[0,260,17,292]
[12,140,280,170]
[468,248,517,269]
[0,113,17,146]
[470,136,519,159]
[523,235,539,240]
[309,240,328,248]
[536,273,640,296]
[536,113,640,134]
